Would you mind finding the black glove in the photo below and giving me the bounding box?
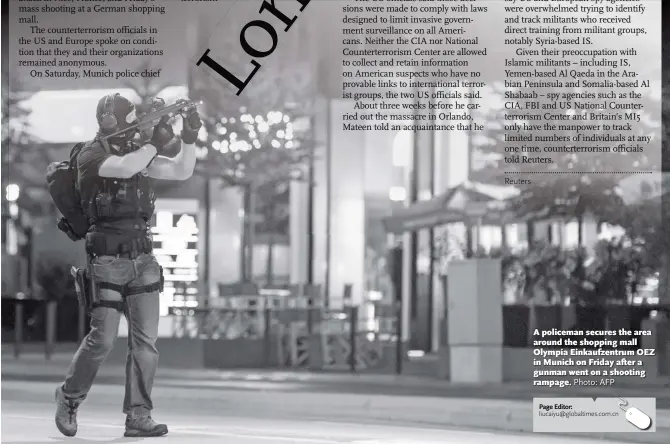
[181,109,202,145]
[150,115,175,151]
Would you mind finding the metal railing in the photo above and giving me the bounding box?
[2,293,87,359]
[168,301,402,372]
[3,289,403,373]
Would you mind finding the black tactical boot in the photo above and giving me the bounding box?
[124,415,168,437]
[55,386,79,437]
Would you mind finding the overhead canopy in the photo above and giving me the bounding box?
[382,182,520,234]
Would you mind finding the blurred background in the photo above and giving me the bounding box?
[1,0,669,381]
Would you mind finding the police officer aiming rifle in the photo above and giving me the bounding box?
[46,92,202,438]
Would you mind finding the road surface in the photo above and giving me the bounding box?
[4,355,670,408]
[2,380,633,444]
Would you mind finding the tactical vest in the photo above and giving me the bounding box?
[80,139,156,255]
[85,174,156,231]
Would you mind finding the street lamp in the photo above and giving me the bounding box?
[3,184,21,256]
[6,184,20,203]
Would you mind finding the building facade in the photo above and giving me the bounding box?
[10,1,654,351]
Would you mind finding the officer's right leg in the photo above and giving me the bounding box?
[55,255,133,437]
[55,306,121,436]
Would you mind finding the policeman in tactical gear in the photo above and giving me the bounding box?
[55,93,201,438]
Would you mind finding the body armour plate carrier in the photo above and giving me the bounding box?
[85,174,156,230]
[80,138,156,234]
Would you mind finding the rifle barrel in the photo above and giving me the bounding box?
[102,99,202,140]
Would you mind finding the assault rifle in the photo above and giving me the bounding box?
[100,98,203,142]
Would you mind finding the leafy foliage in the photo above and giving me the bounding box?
[582,238,648,304]
[441,239,650,305]
[188,12,317,187]
[194,108,314,189]
[613,189,670,300]
[189,61,316,189]
[187,29,319,243]
[477,244,585,303]
[508,175,626,222]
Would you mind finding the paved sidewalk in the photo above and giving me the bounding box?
[4,353,670,444]
[1,382,641,444]
[3,377,670,444]
[4,352,670,406]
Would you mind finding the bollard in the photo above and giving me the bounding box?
[395,300,403,375]
[45,300,57,360]
[306,298,313,334]
[307,306,324,370]
[349,306,358,372]
[14,298,25,359]
[263,307,272,367]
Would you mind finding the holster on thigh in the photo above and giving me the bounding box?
[72,264,124,313]
[71,266,95,312]
[77,261,165,314]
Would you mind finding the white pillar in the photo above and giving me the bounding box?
[555,219,565,247]
[432,104,470,351]
[432,130,448,352]
[448,259,503,383]
[582,210,599,250]
[401,231,413,343]
[206,179,242,288]
[447,90,470,188]
[312,98,329,294]
[328,99,366,308]
[289,181,309,284]
[400,131,415,343]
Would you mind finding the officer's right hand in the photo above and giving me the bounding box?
[150,116,174,152]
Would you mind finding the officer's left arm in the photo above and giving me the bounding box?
[146,143,196,180]
[147,108,201,181]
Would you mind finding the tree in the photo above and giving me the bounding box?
[254,181,290,285]
[612,189,670,301]
[187,27,319,282]
[192,100,315,281]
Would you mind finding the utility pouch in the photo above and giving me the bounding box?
[94,194,113,218]
[85,232,108,257]
[58,218,83,242]
[71,266,92,311]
